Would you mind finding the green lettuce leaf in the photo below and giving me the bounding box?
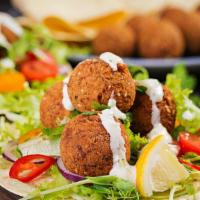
[172,64,197,90]
[0,78,60,153]
[128,65,149,80]
[123,112,148,164]
[166,73,200,133]
[23,170,139,200]
[8,24,90,64]
[43,125,65,140]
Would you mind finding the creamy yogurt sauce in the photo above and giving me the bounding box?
[148,123,172,144]
[136,79,163,125]
[62,77,74,111]
[100,52,124,71]
[99,98,136,184]
[136,79,179,153]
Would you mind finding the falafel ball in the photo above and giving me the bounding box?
[40,82,70,128]
[161,8,200,54]
[68,58,136,112]
[60,114,130,176]
[127,15,158,34]
[138,19,185,58]
[93,25,136,57]
[131,85,176,135]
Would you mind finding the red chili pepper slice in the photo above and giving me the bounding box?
[179,159,200,171]
[9,154,55,182]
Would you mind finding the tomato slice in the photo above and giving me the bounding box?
[21,60,58,81]
[26,50,56,65]
[9,154,55,182]
[178,132,200,155]
[179,159,200,171]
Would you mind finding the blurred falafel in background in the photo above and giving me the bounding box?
[93,25,136,57]
[137,19,185,58]
[92,3,200,58]
[161,7,200,55]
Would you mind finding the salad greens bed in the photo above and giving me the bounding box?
[0,61,200,199]
[1,24,200,199]
[8,24,90,65]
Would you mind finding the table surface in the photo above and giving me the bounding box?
[0,186,19,200]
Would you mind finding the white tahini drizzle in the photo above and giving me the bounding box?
[100,52,124,71]
[62,77,74,111]
[99,97,136,184]
[136,79,163,125]
[136,79,178,153]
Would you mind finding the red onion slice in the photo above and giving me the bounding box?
[2,141,20,162]
[57,157,84,182]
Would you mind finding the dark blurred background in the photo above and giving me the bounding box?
[0,0,199,91]
[0,0,20,16]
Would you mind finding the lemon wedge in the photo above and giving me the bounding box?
[136,135,189,197]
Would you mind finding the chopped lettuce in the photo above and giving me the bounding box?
[0,117,20,152]
[92,101,110,111]
[23,168,139,200]
[151,171,200,199]
[136,85,147,94]
[8,24,90,64]
[0,78,60,153]
[18,137,60,156]
[128,65,149,80]
[172,64,197,90]
[166,73,200,133]
[123,112,148,164]
[43,125,65,140]
[0,58,15,72]
[181,153,200,170]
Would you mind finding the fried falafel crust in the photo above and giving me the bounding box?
[131,85,176,135]
[138,19,185,58]
[60,114,130,177]
[68,58,136,112]
[162,8,200,54]
[40,82,70,128]
[93,26,136,57]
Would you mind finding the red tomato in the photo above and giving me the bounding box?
[179,159,200,171]
[178,132,200,155]
[26,50,56,65]
[21,60,58,81]
[9,154,55,182]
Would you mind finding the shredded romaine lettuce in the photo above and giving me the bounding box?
[166,73,200,132]
[128,65,149,80]
[22,168,139,200]
[8,24,90,64]
[172,64,197,90]
[123,112,148,164]
[18,137,60,156]
[0,78,61,153]
[150,171,200,199]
